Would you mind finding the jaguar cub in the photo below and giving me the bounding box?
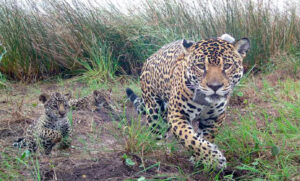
[126,34,250,169]
[68,89,114,112]
[13,92,71,155]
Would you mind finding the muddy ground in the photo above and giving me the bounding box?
[0,74,286,181]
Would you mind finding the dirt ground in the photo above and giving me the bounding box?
[0,82,206,180]
[0,76,283,181]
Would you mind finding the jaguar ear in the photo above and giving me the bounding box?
[39,93,49,103]
[234,38,250,57]
[219,33,235,43]
[181,39,194,52]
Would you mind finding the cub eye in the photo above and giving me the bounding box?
[196,64,205,70]
[223,63,232,70]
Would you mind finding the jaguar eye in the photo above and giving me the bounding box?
[196,64,205,70]
[223,63,232,70]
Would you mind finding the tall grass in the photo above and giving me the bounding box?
[0,43,6,86]
[0,0,299,81]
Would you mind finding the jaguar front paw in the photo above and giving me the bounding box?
[194,142,227,169]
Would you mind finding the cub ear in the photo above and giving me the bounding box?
[234,38,250,57]
[93,90,100,97]
[64,92,72,100]
[39,93,49,103]
[181,39,194,52]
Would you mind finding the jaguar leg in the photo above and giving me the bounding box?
[38,128,62,154]
[197,113,226,143]
[143,95,169,137]
[41,139,55,155]
[27,137,38,153]
[168,108,226,169]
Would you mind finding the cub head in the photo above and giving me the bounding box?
[93,89,111,107]
[39,92,71,119]
[182,35,250,103]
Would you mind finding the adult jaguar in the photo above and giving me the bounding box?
[126,34,250,169]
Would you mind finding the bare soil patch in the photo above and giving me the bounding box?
[42,152,182,181]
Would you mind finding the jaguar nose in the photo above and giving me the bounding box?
[59,104,66,116]
[59,111,66,116]
[207,83,224,92]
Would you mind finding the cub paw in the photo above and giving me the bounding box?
[58,138,72,149]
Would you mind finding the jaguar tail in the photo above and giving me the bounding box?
[13,137,37,153]
[126,88,146,115]
[13,137,29,149]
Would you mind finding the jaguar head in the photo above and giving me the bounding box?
[93,89,111,108]
[39,92,71,119]
[182,35,250,103]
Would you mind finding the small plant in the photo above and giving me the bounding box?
[122,153,136,166]
[119,98,176,161]
[122,114,160,155]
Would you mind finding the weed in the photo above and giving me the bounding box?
[119,99,176,159]
[77,42,118,83]
[134,162,160,176]
[122,153,136,166]
[122,114,160,155]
